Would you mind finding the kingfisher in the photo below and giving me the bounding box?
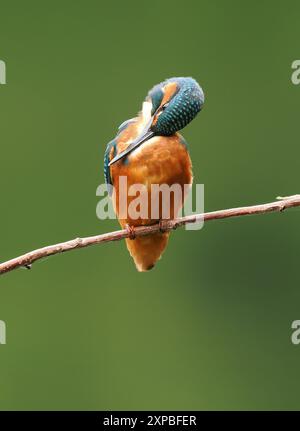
[104,77,205,272]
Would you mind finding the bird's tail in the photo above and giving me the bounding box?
[125,232,170,272]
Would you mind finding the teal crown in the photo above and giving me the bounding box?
[148,77,204,136]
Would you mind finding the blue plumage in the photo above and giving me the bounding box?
[104,139,116,188]
[150,77,204,136]
[103,77,204,188]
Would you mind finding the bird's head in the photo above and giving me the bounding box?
[109,77,204,166]
[148,77,204,136]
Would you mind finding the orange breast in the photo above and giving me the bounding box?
[109,130,193,271]
[110,133,193,226]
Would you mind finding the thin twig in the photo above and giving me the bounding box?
[0,195,299,275]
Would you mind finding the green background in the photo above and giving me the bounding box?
[0,0,299,410]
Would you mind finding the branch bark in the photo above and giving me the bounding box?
[1,195,299,275]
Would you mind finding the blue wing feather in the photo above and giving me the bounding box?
[104,139,116,189]
[117,117,136,133]
[104,118,137,193]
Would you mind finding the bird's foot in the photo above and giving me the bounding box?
[125,224,136,240]
[159,219,169,233]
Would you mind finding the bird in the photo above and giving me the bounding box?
[104,77,205,272]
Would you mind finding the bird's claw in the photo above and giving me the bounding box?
[125,224,136,240]
[159,220,169,233]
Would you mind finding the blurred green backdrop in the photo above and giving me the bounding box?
[0,0,300,410]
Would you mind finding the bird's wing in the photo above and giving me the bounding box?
[117,117,137,133]
[103,118,138,192]
[104,138,116,190]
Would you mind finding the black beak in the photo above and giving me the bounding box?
[108,118,155,166]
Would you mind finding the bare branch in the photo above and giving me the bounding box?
[1,195,299,275]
